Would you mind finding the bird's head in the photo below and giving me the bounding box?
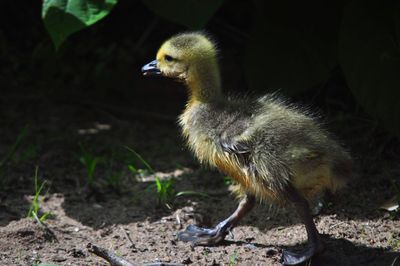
[142,32,219,83]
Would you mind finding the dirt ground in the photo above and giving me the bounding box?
[0,92,399,266]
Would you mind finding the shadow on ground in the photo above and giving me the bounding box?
[221,236,400,266]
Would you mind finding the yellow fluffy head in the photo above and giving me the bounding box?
[142,32,222,102]
[155,32,218,79]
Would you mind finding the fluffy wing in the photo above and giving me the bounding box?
[219,138,251,154]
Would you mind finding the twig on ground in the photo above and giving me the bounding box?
[121,226,135,248]
[175,213,181,228]
[87,243,184,266]
[87,243,134,266]
[329,221,346,229]
[142,263,184,266]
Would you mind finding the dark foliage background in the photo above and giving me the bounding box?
[1,0,399,135]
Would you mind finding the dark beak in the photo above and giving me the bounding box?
[142,60,161,76]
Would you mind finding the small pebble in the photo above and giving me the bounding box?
[52,255,67,262]
[266,248,277,257]
[69,248,85,258]
[182,257,193,264]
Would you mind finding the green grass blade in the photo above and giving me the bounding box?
[40,212,51,222]
[125,146,155,173]
[87,157,98,181]
[28,167,47,218]
[128,164,138,174]
[154,176,162,193]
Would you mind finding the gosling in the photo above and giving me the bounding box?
[142,32,352,265]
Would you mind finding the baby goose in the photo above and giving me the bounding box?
[142,32,352,265]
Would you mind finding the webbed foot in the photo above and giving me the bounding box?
[282,243,325,265]
[177,224,228,246]
[177,195,255,247]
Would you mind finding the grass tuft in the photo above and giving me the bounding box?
[27,167,51,224]
[79,144,101,185]
[126,146,208,208]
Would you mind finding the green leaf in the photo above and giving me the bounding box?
[42,0,118,49]
[339,0,400,135]
[141,0,224,29]
[245,1,339,95]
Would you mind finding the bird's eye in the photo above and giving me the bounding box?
[164,55,174,62]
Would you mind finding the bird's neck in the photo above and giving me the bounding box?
[185,59,222,104]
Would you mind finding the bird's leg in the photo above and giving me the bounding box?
[178,194,255,246]
[282,185,325,265]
